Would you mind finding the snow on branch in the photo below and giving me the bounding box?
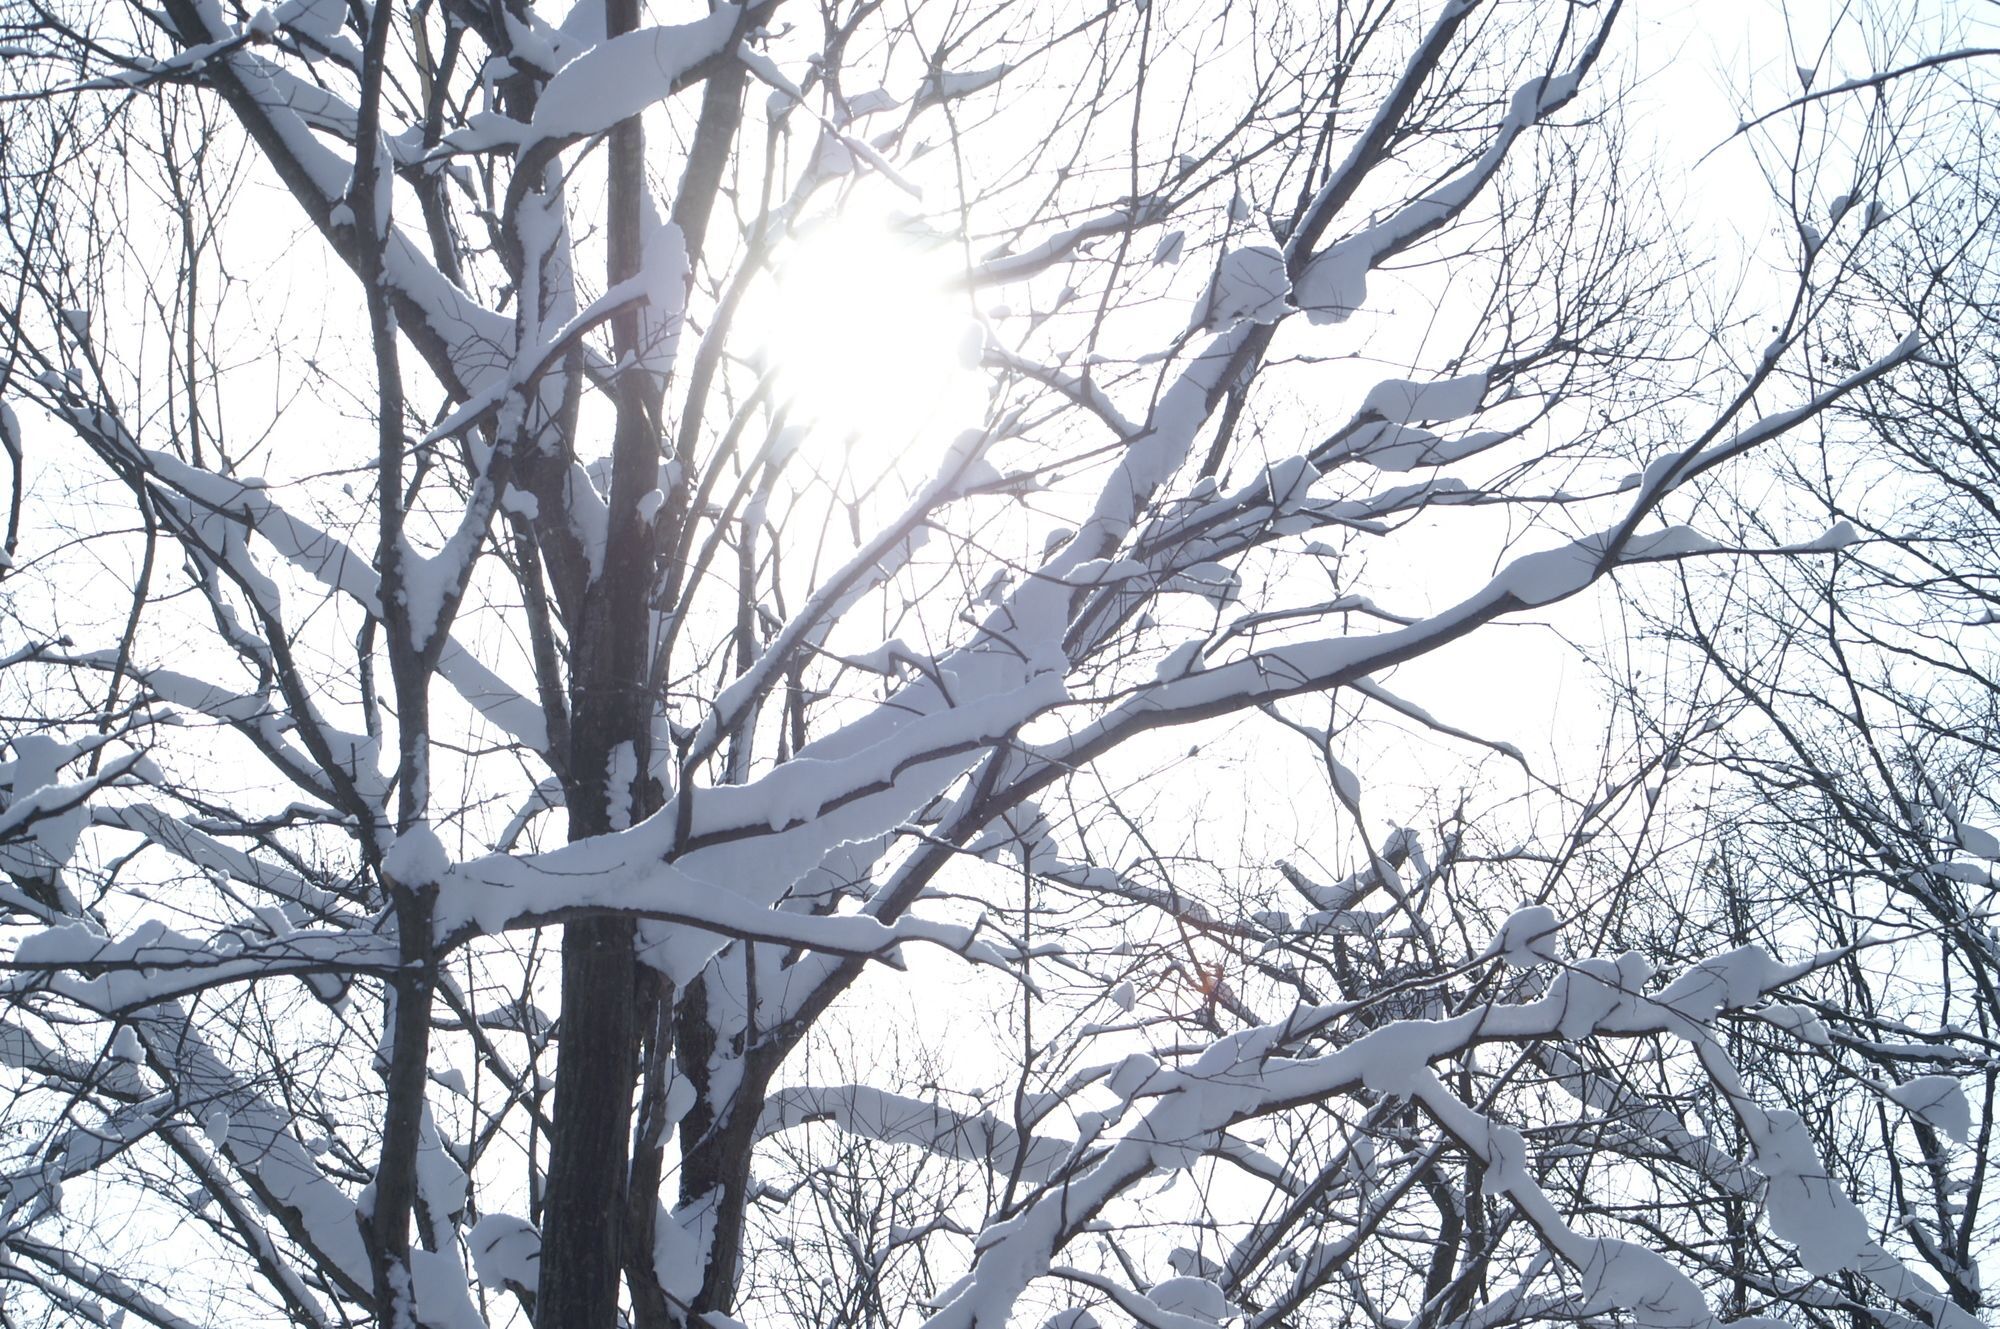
[5,919,397,1012]
[442,8,745,152]
[61,419,548,754]
[759,1085,1074,1184]
[971,197,1171,287]
[917,940,1970,1329]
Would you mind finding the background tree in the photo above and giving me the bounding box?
[0,1,1989,1328]
[1657,24,2000,1321]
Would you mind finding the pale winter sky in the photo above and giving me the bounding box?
[1,0,1994,1326]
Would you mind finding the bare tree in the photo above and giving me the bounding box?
[1658,29,2000,1323]
[0,1,1985,1327]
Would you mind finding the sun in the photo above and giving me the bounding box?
[746,199,985,454]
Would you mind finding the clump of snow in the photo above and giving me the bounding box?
[1190,246,1289,331]
[1481,1123,1531,1195]
[1886,1076,1971,1144]
[663,1072,696,1128]
[409,1249,487,1329]
[844,638,914,677]
[1954,819,2000,859]
[1921,859,1992,886]
[637,212,688,378]
[1042,1310,1099,1329]
[1619,526,1724,562]
[1167,1248,1222,1280]
[1754,1108,1872,1276]
[840,87,899,121]
[274,0,344,44]
[469,1213,540,1292]
[958,323,987,371]
[1923,777,2000,859]
[396,540,456,656]
[499,485,539,520]
[1344,423,1508,473]
[1348,1022,1435,1094]
[916,63,1011,106]
[1361,372,1486,424]
[417,1112,468,1221]
[1796,519,1859,552]
[1068,558,1147,587]
[1150,1276,1236,1324]
[1576,1238,1712,1329]
[1153,639,1204,681]
[808,129,855,178]
[566,461,610,580]
[459,9,744,147]
[1549,951,1653,1040]
[1326,756,1361,805]
[1163,561,1240,607]
[654,1193,718,1303]
[1294,239,1368,324]
[606,742,638,832]
[0,734,93,883]
[1109,1052,1159,1100]
[1483,905,1561,968]
[383,823,450,888]
[1755,1003,1831,1047]
[1496,541,1599,608]
[1652,945,1789,1022]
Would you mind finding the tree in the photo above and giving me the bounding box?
[1655,29,2000,1321]
[0,0,1986,1327]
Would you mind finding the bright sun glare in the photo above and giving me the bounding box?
[748,202,984,454]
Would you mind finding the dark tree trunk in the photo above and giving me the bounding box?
[675,973,766,1322]
[536,0,656,1321]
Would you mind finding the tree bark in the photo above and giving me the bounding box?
[537,0,656,1322]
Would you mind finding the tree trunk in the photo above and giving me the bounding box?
[537,0,655,1321]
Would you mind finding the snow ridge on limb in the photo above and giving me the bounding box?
[672,4,1620,1065]
[46,997,375,1310]
[423,251,682,445]
[156,0,516,403]
[1019,326,1924,779]
[47,390,547,760]
[1053,16,1620,658]
[971,196,1173,287]
[104,422,547,754]
[758,1086,1074,1184]
[910,941,1940,1329]
[6,919,397,1011]
[441,7,746,152]
[1288,0,1607,322]
[7,0,1978,1320]
[437,673,1065,980]
[3,1240,215,1329]
[431,837,1006,969]
[741,51,924,197]
[59,654,353,809]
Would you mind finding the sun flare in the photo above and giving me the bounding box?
[747,202,984,453]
